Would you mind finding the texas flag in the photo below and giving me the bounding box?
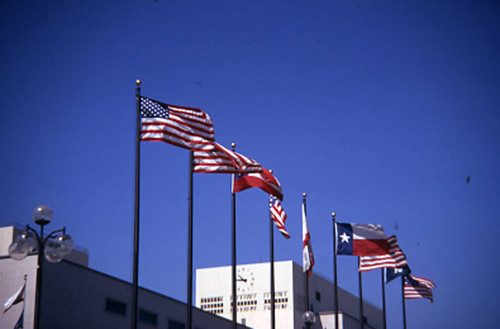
[336,222,391,256]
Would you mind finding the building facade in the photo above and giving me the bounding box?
[0,226,247,329]
[196,261,383,329]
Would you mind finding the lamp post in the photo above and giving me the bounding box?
[302,310,316,329]
[8,205,74,329]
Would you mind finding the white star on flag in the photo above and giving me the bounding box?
[340,232,351,243]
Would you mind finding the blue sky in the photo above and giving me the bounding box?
[1,1,499,328]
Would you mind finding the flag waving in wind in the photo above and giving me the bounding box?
[193,142,261,173]
[232,168,283,200]
[336,222,391,256]
[269,195,290,239]
[359,235,408,272]
[386,265,411,283]
[140,96,215,150]
[404,275,436,303]
[14,310,24,329]
[302,200,314,275]
[3,281,25,313]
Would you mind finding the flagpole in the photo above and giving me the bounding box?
[358,257,364,329]
[269,171,276,329]
[22,274,27,328]
[331,212,339,329]
[381,269,387,329]
[270,201,276,329]
[34,224,44,329]
[132,79,142,329]
[231,143,238,329]
[187,150,194,329]
[402,276,407,329]
[302,193,311,328]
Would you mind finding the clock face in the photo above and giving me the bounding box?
[237,267,256,293]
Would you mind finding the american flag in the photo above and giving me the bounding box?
[140,97,215,150]
[404,275,436,303]
[193,142,261,173]
[269,195,290,239]
[358,235,408,272]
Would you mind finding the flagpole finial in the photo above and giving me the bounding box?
[136,79,141,86]
[331,212,336,218]
[269,169,273,174]
[231,142,236,148]
[302,192,307,198]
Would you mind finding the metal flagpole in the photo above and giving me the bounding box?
[132,79,142,329]
[381,269,387,329]
[22,274,27,328]
[270,202,276,329]
[331,212,339,329]
[358,258,364,329]
[402,276,407,329]
[187,151,194,329]
[34,224,44,329]
[231,143,238,329]
[268,174,276,329]
[303,193,311,329]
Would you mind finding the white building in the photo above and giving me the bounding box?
[196,261,383,329]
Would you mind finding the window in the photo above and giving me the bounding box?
[139,309,157,325]
[105,298,127,315]
[200,295,224,314]
[168,319,185,329]
[315,291,321,302]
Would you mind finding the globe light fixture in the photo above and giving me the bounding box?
[32,205,53,225]
[302,310,317,328]
[7,205,74,329]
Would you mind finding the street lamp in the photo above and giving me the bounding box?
[302,310,316,329]
[8,205,74,329]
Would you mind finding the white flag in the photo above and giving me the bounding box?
[3,282,25,313]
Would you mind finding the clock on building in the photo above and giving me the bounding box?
[237,267,256,293]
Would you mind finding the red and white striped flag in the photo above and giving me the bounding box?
[140,97,215,150]
[358,235,408,272]
[193,142,261,173]
[404,275,436,303]
[302,201,314,276]
[232,168,283,201]
[269,195,290,239]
